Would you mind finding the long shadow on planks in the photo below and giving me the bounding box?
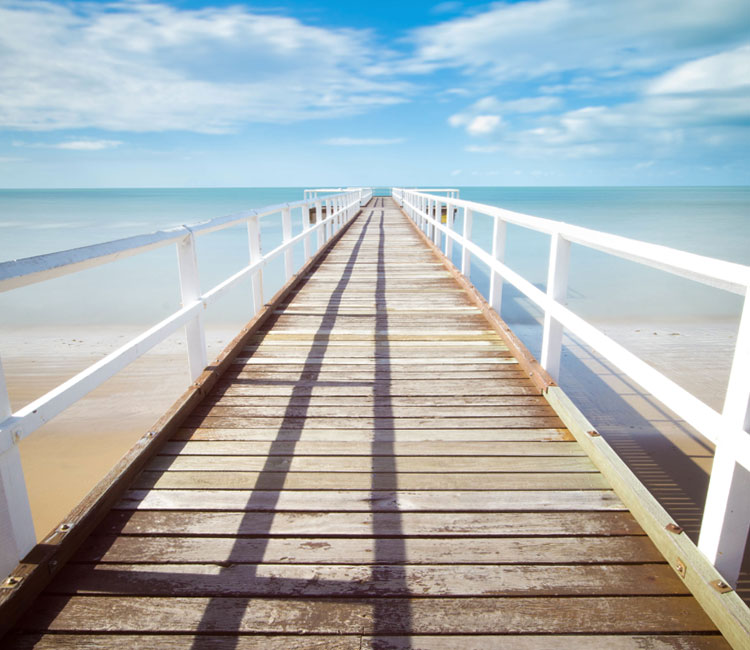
[185,206,381,647]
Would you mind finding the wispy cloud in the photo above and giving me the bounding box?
[410,0,750,81]
[54,140,123,151]
[323,137,405,146]
[0,1,408,133]
[13,139,123,151]
[433,2,750,165]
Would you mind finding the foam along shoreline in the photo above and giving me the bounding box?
[0,318,738,543]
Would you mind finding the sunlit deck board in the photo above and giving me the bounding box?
[5,197,730,648]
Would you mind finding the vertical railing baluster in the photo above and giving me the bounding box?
[489,216,507,314]
[282,206,293,281]
[461,207,473,277]
[698,291,750,585]
[445,200,454,259]
[434,200,442,247]
[540,232,570,381]
[247,215,263,315]
[0,356,36,578]
[302,203,311,262]
[177,230,208,381]
[315,200,324,251]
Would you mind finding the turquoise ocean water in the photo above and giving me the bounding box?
[1,187,749,330]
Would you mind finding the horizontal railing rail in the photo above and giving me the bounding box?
[393,186,750,587]
[0,187,371,576]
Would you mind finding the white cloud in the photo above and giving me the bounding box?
[0,1,407,133]
[0,156,24,163]
[323,137,405,146]
[56,140,123,151]
[449,95,560,136]
[466,144,503,153]
[466,115,502,135]
[12,139,123,150]
[648,44,750,94]
[410,0,750,81]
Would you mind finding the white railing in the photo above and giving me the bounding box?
[0,187,372,576]
[393,186,750,586]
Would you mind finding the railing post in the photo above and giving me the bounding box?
[302,204,311,262]
[247,215,263,315]
[0,356,36,579]
[461,207,473,276]
[445,201,454,259]
[177,230,208,381]
[489,216,507,313]
[325,199,332,241]
[698,292,750,585]
[315,200,324,251]
[434,200,442,247]
[281,206,293,280]
[540,231,571,382]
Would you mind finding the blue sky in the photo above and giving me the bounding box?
[0,0,749,187]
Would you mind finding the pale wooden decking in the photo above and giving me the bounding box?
[6,197,730,648]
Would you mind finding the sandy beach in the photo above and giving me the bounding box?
[2,324,241,539]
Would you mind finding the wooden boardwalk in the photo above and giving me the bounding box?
[5,198,731,648]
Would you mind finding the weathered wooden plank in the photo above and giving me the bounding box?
[233,357,519,366]
[51,563,688,597]
[97,510,644,538]
[133,470,606,491]
[247,339,499,347]
[76,535,659,565]
[160,440,580,457]
[360,636,731,650]
[147,455,598,473]
[182,416,565,430]
[0,635,362,650]
[228,369,531,380]
[252,326,497,333]
[212,381,540,397]
[190,405,557,419]
[172,428,573,442]
[203,394,548,407]
[238,348,514,358]
[10,635,729,650]
[115,489,624,512]
[19,595,718,634]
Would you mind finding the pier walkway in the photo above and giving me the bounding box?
[1,197,742,647]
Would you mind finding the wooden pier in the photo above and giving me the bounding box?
[1,197,746,647]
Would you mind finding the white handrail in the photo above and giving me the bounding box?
[0,187,372,576]
[393,186,750,587]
